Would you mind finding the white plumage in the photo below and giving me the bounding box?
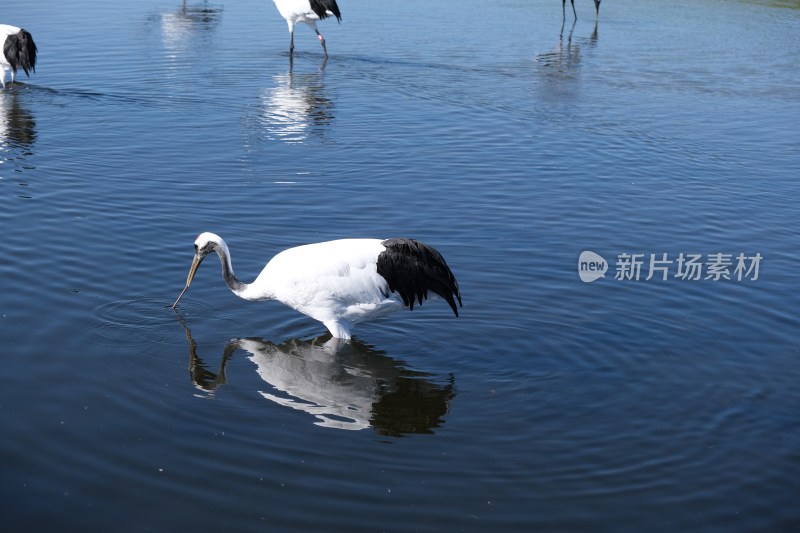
[173,232,462,340]
[1,25,37,89]
[271,0,342,57]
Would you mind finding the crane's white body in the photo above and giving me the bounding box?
[174,232,461,340]
[272,0,326,28]
[238,238,405,339]
[271,0,341,57]
[0,25,20,39]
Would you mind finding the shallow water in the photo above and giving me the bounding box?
[2,0,799,531]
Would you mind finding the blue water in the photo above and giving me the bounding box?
[1,0,799,531]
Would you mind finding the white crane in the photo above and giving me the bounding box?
[172,233,462,340]
[1,25,37,89]
[271,0,342,57]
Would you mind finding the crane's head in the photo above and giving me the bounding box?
[171,232,227,308]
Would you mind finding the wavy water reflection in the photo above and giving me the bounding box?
[536,19,597,73]
[0,88,36,153]
[256,63,334,144]
[182,325,455,436]
[159,1,222,47]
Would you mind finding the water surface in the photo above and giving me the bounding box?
[1,0,799,531]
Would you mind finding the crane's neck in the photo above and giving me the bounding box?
[205,236,276,301]
[213,244,249,297]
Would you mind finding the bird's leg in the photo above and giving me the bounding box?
[594,0,601,20]
[289,28,295,55]
[324,319,351,341]
[316,29,328,58]
[571,0,578,19]
[562,0,567,22]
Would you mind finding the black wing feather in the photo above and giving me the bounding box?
[377,238,462,317]
[3,29,37,77]
[309,0,342,22]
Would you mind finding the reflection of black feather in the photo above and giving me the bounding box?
[3,90,37,148]
[309,0,342,21]
[377,238,462,316]
[370,375,456,437]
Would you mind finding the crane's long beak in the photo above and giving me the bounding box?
[172,254,202,309]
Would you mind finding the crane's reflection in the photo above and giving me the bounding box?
[258,62,334,144]
[158,1,222,49]
[0,88,36,154]
[536,20,583,71]
[182,325,455,436]
[534,19,598,100]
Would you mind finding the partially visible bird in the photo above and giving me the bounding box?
[173,233,462,340]
[562,0,601,21]
[1,25,37,89]
[271,0,341,57]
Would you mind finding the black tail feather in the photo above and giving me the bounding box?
[3,29,37,77]
[377,238,462,317]
[309,0,342,22]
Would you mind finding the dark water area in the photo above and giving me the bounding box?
[1,0,799,531]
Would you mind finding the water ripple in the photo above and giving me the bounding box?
[84,297,215,347]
